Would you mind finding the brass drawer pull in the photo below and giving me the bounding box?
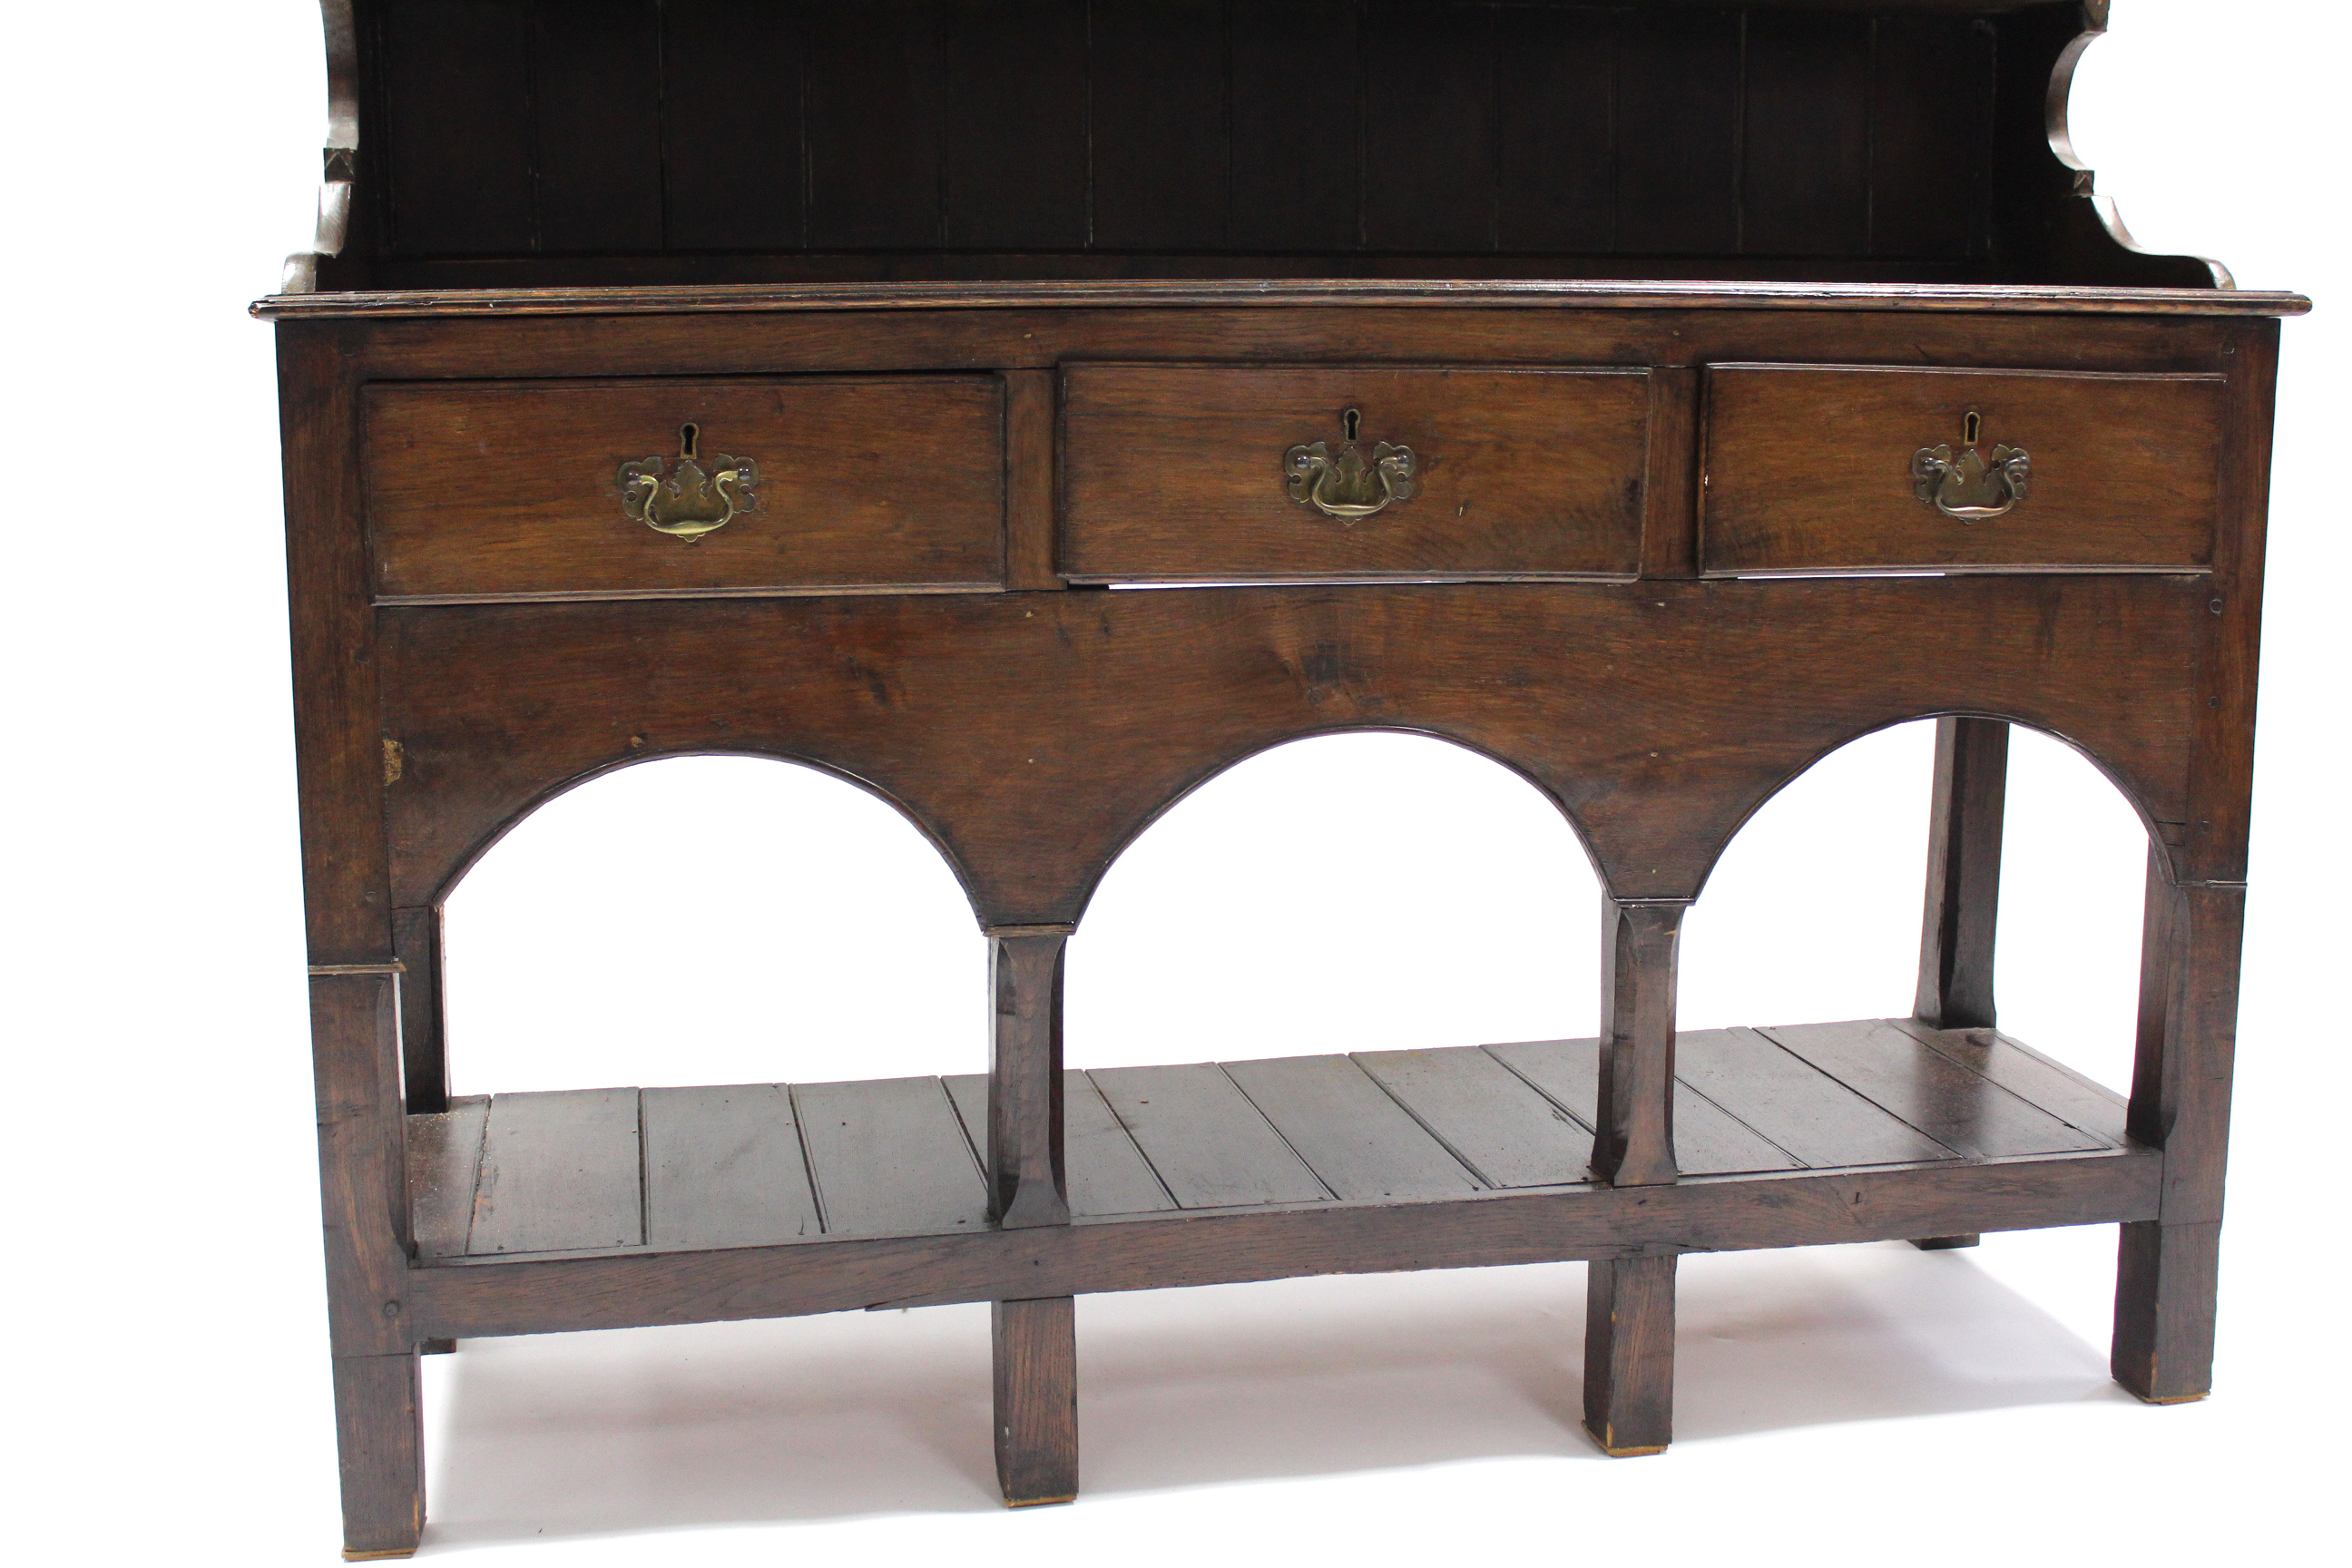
[1911,410,2030,523]
[619,422,760,541]
[1285,407,1416,522]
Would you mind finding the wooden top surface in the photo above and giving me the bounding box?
[250,277,2312,322]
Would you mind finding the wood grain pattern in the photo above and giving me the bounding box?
[1223,1054,1486,1201]
[1353,1046,1593,1188]
[1673,1029,1956,1168]
[1584,1251,1675,1455]
[794,1077,991,1239]
[946,1073,1176,1219]
[1890,1018,2128,1145]
[1916,715,2008,1029]
[994,1297,1079,1504]
[1088,1064,1330,1209]
[1757,1019,2110,1159]
[1484,1039,1799,1177]
[642,1084,822,1250]
[1701,365,2226,574]
[1062,365,1651,583]
[467,1088,643,1255]
[365,377,1005,602]
[406,1095,487,1261]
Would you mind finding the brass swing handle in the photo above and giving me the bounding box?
[1284,408,1417,522]
[1910,411,2031,523]
[618,423,761,541]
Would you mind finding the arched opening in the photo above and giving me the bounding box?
[1070,730,1602,1067]
[441,753,980,1093]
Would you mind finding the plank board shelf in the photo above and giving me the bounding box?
[411,1019,2136,1267]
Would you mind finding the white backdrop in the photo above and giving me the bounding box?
[5,3,2342,1563]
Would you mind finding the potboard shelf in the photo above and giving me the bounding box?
[409,1017,2136,1270]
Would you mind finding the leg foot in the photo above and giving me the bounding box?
[1910,1235,1980,1250]
[2113,1220,2220,1403]
[333,1352,424,1559]
[1583,1252,1676,1457]
[994,1297,1078,1505]
[418,1338,456,1356]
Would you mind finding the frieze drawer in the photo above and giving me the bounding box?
[1700,365,2226,577]
[364,377,1006,603]
[1060,365,1651,583]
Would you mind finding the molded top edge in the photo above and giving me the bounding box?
[251,278,2311,321]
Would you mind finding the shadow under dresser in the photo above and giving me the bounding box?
[258,1,2308,1556]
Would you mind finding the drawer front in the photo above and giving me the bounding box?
[366,377,1005,601]
[1062,366,1651,582]
[1700,365,2224,575]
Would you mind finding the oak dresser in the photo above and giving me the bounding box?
[258,1,2308,1556]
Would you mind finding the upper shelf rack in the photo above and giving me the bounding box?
[286,0,2229,295]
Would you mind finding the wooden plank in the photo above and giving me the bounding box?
[1759,1020,2110,1159]
[1612,7,1740,254]
[467,1088,644,1255]
[1870,13,1992,260]
[1891,1018,2129,1145]
[946,1072,1176,1219]
[1352,1046,1592,1188]
[1223,1055,1485,1201]
[805,0,946,249]
[377,0,535,255]
[528,0,666,252]
[642,1084,822,1249]
[1363,0,1495,250]
[1090,0,1228,249]
[945,0,1089,249]
[662,0,808,250]
[406,1095,488,1261]
[1740,10,1872,257]
[1484,1040,1800,1177]
[794,1076,990,1238]
[1088,1064,1329,1209]
[1230,0,1362,251]
[1496,5,1616,252]
[1674,1029,1956,1169]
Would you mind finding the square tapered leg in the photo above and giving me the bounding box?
[994,1296,1078,1505]
[332,1351,424,1559]
[1583,1252,1676,1456]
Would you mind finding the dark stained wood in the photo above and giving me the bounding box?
[364,377,1006,602]
[331,1352,424,1559]
[1484,1039,1799,1177]
[1362,1,1495,251]
[405,1094,487,1262]
[1223,1054,1486,1201]
[1701,365,2226,575]
[642,1084,822,1250]
[1674,1029,1956,1168]
[1916,715,2009,1029]
[376,0,534,257]
[994,1297,1079,1504]
[661,0,808,251]
[946,1073,1176,1219]
[1228,0,1361,252]
[1757,1020,2108,1159]
[1911,1234,1980,1250]
[389,906,446,1112]
[1496,5,1616,253]
[988,930,1071,1228]
[280,8,2294,1538]
[1088,1064,1330,1209]
[804,0,946,250]
[1889,1018,2128,1145]
[467,1089,643,1256]
[1741,11,1874,258]
[1584,1251,1675,1456]
[528,0,665,254]
[1061,365,1651,583]
[1090,0,1227,250]
[407,1148,2165,1342]
[1003,368,1062,592]
[378,573,2210,919]
[944,0,1088,250]
[1594,898,1684,1187]
[1352,1046,1592,1189]
[795,1076,991,1239]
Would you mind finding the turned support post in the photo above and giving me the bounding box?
[1910,714,2009,1250]
[985,924,1078,1504]
[2113,849,2243,1403]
